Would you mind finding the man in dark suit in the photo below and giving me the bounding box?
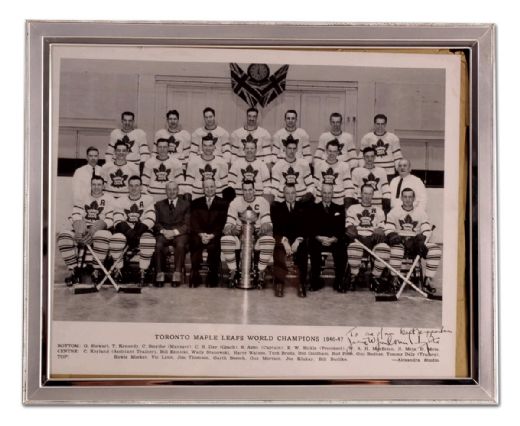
[154,180,190,286]
[190,178,228,287]
[271,184,308,297]
[308,183,346,292]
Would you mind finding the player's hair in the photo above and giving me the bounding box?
[360,183,375,193]
[201,134,217,145]
[91,174,105,184]
[128,175,142,184]
[329,112,343,122]
[285,109,298,119]
[121,111,135,120]
[374,113,388,123]
[401,187,416,197]
[86,146,99,155]
[325,139,340,151]
[362,146,376,156]
[203,107,215,116]
[114,140,129,150]
[246,107,259,115]
[156,138,169,146]
[242,179,255,188]
[166,109,180,119]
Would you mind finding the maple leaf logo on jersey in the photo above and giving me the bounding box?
[153,162,171,182]
[118,134,135,151]
[110,168,129,188]
[199,163,217,181]
[282,166,300,185]
[241,164,258,182]
[321,167,338,185]
[399,214,418,232]
[374,139,389,157]
[202,132,219,144]
[357,209,375,228]
[124,203,143,224]
[167,136,180,154]
[362,172,380,190]
[282,133,299,148]
[84,200,104,221]
[241,133,258,150]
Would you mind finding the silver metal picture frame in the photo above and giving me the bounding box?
[23,21,496,405]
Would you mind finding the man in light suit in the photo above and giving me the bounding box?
[154,180,190,286]
[189,179,228,287]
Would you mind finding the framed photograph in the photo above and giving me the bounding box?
[24,21,496,404]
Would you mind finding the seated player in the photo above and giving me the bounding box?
[57,175,114,285]
[189,179,228,287]
[101,140,140,199]
[271,184,308,297]
[308,184,346,292]
[142,138,183,203]
[221,180,275,288]
[345,184,390,292]
[110,175,156,286]
[153,180,190,287]
[385,188,442,295]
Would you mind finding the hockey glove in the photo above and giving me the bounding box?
[259,223,273,237]
[345,225,359,241]
[372,227,386,244]
[386,232,402,246]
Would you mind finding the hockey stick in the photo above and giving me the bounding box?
[72,245,97,294]
[96,246,128,290]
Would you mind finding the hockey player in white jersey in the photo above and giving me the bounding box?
[190,107,231,164]
[360,114,402,178]
[57,175,114,285]
[385,188,442,295]
[313,112,358,170]
[110,175,156,287]
[230,107,272,165]
[351,146,391,214]
[142,138,184,202]
[270,137,314,203]
[153,109,191,169]
[184,134,229,200]
[221,180,275,288]
[389,158,427,210]
[229,138,271,199]
[345,184,390,292]
[101,141,140,199]
[272,110,312,165]
[313,139,356,208]
[72,146,102,204]
[105,111,150,168]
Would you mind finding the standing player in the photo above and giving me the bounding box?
[271,110,312,165]
[190,107,231,164]
[360,114,402,179]
[105,111,150,168]
[72,146,102,204]
[110,176,156,286]
[313,112,358,170]
[101,141,140,199]
[154,110,191,169]
[351,147,391,214]
[57,175,114,285]
[270,137,314,203]
[221,180,275,288]
[141,138,184,203]
[184,135,229,200]
[230,107,272,165]
[313,139,356,207]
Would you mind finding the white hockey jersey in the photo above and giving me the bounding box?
[385,205,432,238]
[113,194,156,230]
[360,131,402,176]
[271,128,312,164]
[190,126,231,164]
[313,159,355,205]
[313,131,358,170]
[71,192,115,229]
[270,158,314,202]
[153,128,191,168]
[184,155,229,199]
[228,158,271,197]
[105,128,150,166]
[141,155,184,197]
[345,204,386,237]
[100,161,140,198]
[230,126,272,164]
[225,196,272,230]
[351,166,391,206]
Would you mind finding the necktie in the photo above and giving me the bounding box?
[92,166,96,178]
[396,177,404,199]
[207,198,212,209]
[169,201,174,212]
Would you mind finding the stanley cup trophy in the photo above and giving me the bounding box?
[236,208,258,289]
